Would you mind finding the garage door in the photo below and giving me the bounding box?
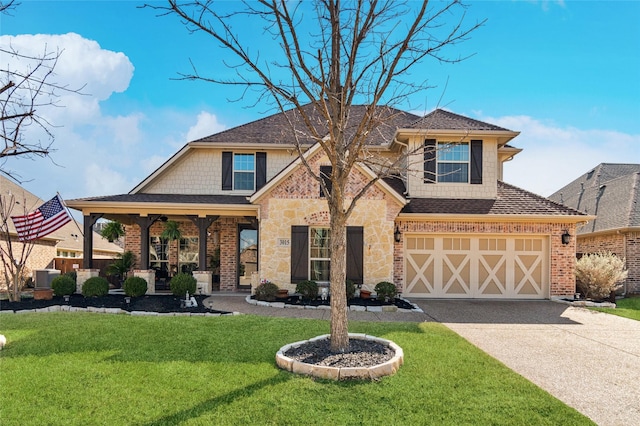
[404,235,549,299]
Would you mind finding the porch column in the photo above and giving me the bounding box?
[188,215,219,271]
[131,215,162,270]
[82,213,103,269]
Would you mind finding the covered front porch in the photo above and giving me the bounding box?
[66,194,259,294]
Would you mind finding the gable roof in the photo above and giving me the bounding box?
[401,181,589,219]
[548,163,640,234]
[409,109,514,132]
[194,103,421,147]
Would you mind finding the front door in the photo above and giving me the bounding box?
[238,224,258,289]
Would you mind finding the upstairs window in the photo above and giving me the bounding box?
[437,142,469,183]
[222,152,267,191]
[423,139,483,185]
[233,153,255,190]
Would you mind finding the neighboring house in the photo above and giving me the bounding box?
[67,106,589,299]
[0,176,123,288]
[548,163,640,294]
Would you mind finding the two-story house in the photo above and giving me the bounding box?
[67,106,589,299]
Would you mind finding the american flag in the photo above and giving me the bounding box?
[11,194,72,242]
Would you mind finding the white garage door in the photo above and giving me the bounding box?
[404,234,549,299]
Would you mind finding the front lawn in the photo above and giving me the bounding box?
[0,313,591,425]
[593,296,640,321]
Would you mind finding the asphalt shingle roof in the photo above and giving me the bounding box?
[71,193,251,205]
[548,163,640,233]
[195,104,421,146]
[402,181,586,216]
[409,109,514,132]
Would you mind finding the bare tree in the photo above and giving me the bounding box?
[0,192,38,301]
[0,1,84,182]
[151,0,483,351]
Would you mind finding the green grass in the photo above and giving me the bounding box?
[0,313,592,425]
[592,296,640,321]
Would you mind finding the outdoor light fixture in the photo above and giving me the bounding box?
[160,216,168,222]
[394,226,402,243]
[561,230,571,245]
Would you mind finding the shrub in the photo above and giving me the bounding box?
[82,277,109,297]
[169,272,197,297]
[345,279,356,299]
[255,281,279,301]
[375,281,397,301]
[296,280,318,301]
[123,276,148,297]
[575,251,628,300]
[51,275,75,296]
[63,271,77,283]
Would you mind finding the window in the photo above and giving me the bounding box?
[150,236,169,277]
[437,142,469,183]
[222,152,267,191]
[178,237,199,273]
[310,228,330,282]
[291,226,363,284]
[424,139,482,185]
[233,153,255,190]
[319,165,332,197]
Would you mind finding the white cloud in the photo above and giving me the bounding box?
[83,163,135,196]
[484,114,640,197]
[186,111,227,142]
[140,155,168,175]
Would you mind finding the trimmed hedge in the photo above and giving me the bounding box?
[374,281,397,301]
[169,273,197,297]
[82,277,109,297]
[51,275,75,296]
[255,281,279,301]
[123,276,148,297]
[295,280,318,301]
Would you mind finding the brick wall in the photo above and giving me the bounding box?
[578,231,640,294]
[0,237,56,289]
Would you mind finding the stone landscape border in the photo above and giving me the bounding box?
[0,305,242,317]
[245,295,423,312]
[276,333,404,380]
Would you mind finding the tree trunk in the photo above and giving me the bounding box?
[329,204,349,352]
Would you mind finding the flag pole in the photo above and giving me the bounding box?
[57,192,84,237]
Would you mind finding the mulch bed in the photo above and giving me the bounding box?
[285,338,394,368]
[0,294,228,314]
[255,295,416,310]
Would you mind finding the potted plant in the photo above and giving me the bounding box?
[100,220,124,243]
[106,251,136,286]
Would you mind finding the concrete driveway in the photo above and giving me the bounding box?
[411,300,640,426]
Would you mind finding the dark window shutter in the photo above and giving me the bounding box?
[291,226,309,283]
[423,139,436,184]
[320,165,332,197]
[222,152,233,191]
[470,140,483,184]
[346,226,364,284]
[256,152,267,190]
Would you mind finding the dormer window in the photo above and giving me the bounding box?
[424,139,483,185]
[233,153,255,190]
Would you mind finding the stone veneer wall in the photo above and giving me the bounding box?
[256,151,403,290]
[578,231,640,294]
[394,221,578,297]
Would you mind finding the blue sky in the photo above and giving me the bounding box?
[1,0,639,206]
